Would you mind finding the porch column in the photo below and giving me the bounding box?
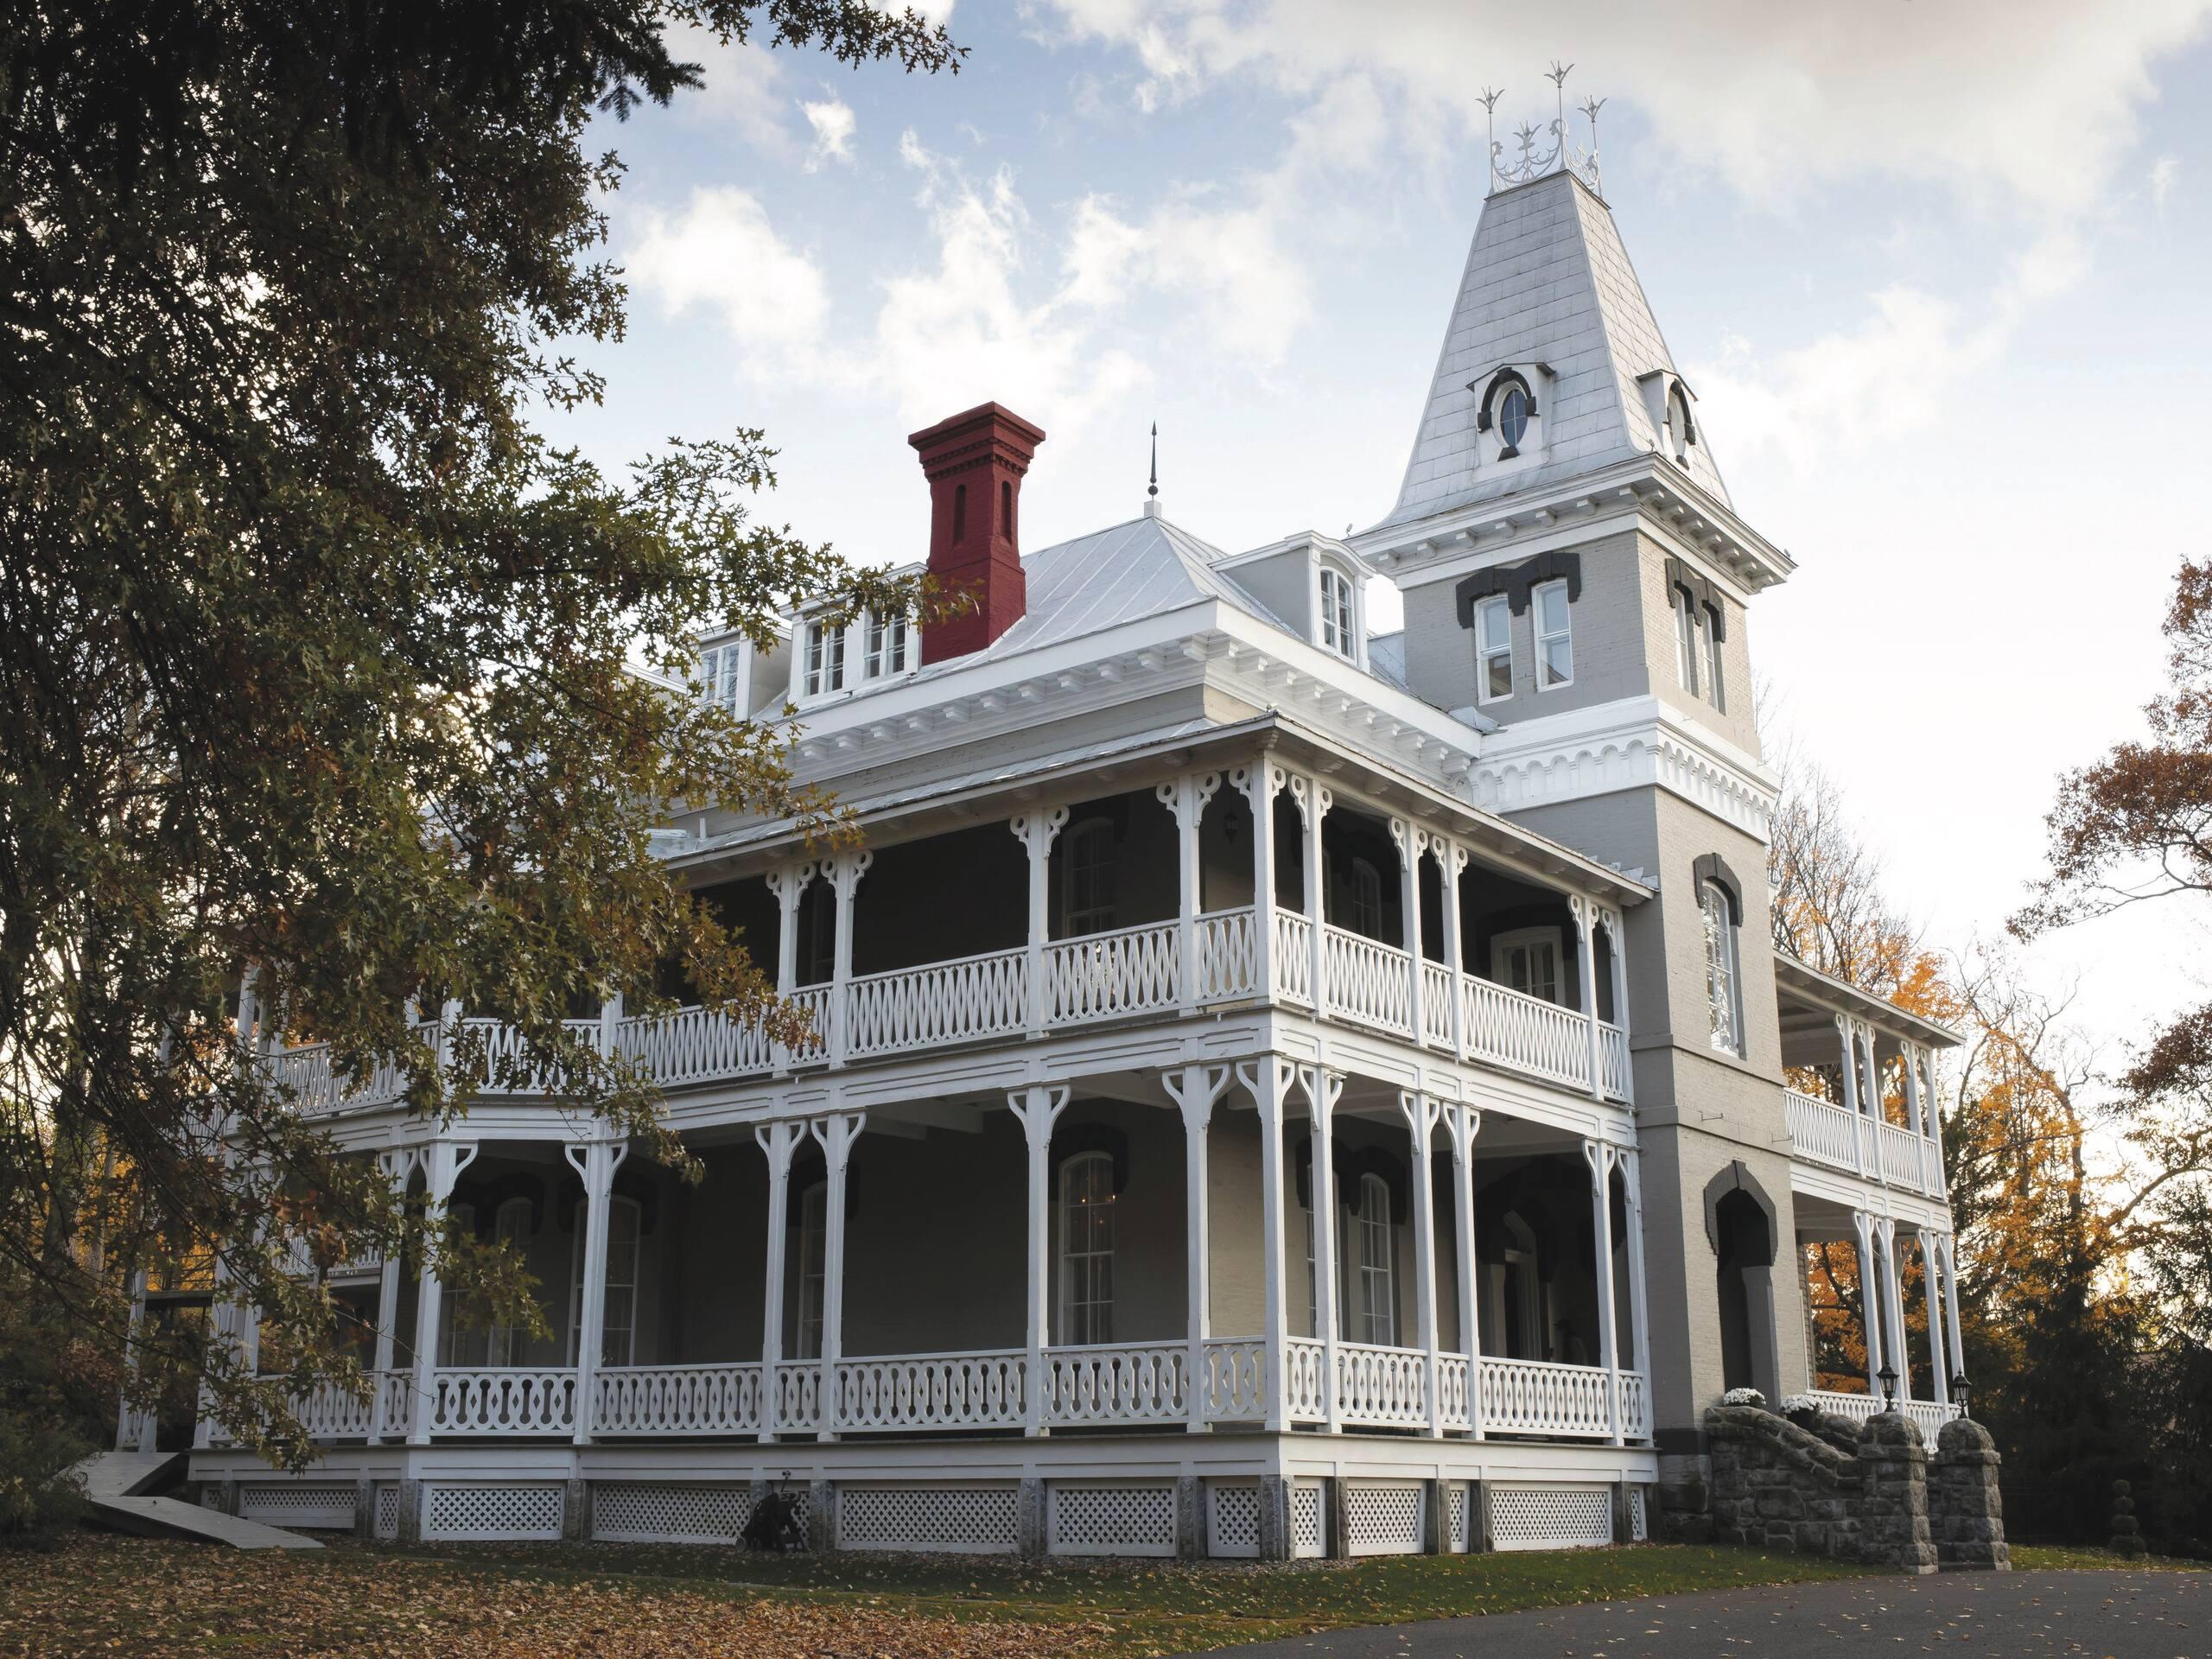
[1236,1057,1296,1431]
[1879,1216,1911,1402]
[765,861,813,1072]
[1300,1065,1344,1433]
[810,1111,866,1439]
[1619,1148,1652,1385]
[1400,1091,1443,1437]
[1572,898,1603,1100]
[1166,1065,1231,1433]
[564,1137,629,1446]
[368,1147,416,1445]
[1295,778,1332,1020]
[1160,772,1221,1013]
[1393,821,1425,1045]
[1922,1049,1952,1198]
[1437,839,1469,1062]
[1916,1227,1949,1408]
[1849,1209,1885,1397]
[406,1139,477,1446]
[1836,1016,1868,1175]
[1445,1103,1484,1438]
[1010,1085,1072,1436]
[1939,1233,1969,1399]
[1011,808,1069,1036]
[823,853,872,1067]
[1584,1139,1623,1445]
[1238,763,1280,999]
[754,1119,802,1441]
[1599,907,1632,1103]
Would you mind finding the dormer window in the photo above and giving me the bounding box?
[802,618,846,699]
[1497,385,1529,450]
[862,613,910,681]
[701,642,747,715]
[1318,566,1356,659]
[1666,385,1695,462]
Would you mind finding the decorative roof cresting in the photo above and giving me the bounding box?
[1480,63,1604,198]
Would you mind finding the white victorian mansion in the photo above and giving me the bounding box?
[169,135,1967,1559]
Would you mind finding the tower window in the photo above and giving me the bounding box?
[1477,594,1513,702]
[1534,579,1573,689]
[1497,385,1529,452]
[1702,880,1743,1057]
[1673,586,1700,698]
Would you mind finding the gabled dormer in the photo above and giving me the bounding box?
[1209,531,1377,670]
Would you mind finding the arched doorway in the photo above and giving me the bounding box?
[1706,1164,1780,1400]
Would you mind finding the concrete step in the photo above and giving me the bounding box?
[73,1452,324,1550]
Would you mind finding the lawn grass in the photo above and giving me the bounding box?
[384,1535,1885,1655]
[2009,1542,2200,1572]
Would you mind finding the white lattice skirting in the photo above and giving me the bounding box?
[1051,1482,1177,1558]
[424,1483,566,1541]
[593,1482,756,1544]
[837,1484,1020,1554]
[238,1484,357,1530]
[1344,1480,1426,1556]
[372,1483,401,1541]
[1291,1481,1326,1558]
[1628,1484,1649,1541]
[1448,1481,1471,1552]
[1489,1484,1615,1551]
[1205,1482,1261,1560]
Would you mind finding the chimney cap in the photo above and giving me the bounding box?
[907,400,1048,454]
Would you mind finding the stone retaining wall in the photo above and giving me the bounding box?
[1707,1403,2005,1573]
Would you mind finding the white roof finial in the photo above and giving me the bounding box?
[1484,65,1605,198]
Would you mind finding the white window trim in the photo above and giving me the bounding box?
[861,610,913,683]
[1701,607,1726,715]
[567,1194,641,1369]
[1057,1150,1116,1347]
[791,616,849,704]
[1317,564,1357,661]
[1673,587,1700,699]
[1490,925,1565,1006]
[794,1180,827,1361]
[1533,578,1573,691]
[1475,594,1514,705]
[1701,880,1744,1058]
[1351,1173,1397,1348]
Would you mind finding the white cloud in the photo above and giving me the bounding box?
[673,32,798,157]
[2152,154,2182,208]
[803,98,857,168]
[626,188,830,364]
[1039,0,2212,218]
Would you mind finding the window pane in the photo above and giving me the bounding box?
[1479,596,1509,651]
[1538,583,1567,633]
[1485,650,1512,699]
[1541,636,1571,686]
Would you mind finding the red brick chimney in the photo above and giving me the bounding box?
[908,402,1046,664]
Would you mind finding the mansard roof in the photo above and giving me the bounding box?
[1377,168,1731,531]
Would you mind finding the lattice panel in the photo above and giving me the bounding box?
[1343,1481,1425,1556]
[200,1486,226,1511]
[772,1484,813,1549]
[1448,1483,1471,1553]
[1291,1482,1325,1558]
[424,1483,565,1541]
[1204,1482,1261,1560]
[593,1483,754,1544]
[1629,1485,1648,1542]
[1051,1484,1176,1558]
[1489,1485,1614,1552]
[372,1484,401,1541]
[238,1484,357,1530]
[836,1484,1019,1554]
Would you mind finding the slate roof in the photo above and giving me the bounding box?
[1378,169,1732,530]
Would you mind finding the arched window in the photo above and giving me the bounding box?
[1344,855,1385,938]
[1666,385,1695,462]
[1349,1173,1396,1346]
[1058,1150,1116,1345]
[567,1195,641,1368]
[1063,817,1118,936]
[1318,566,1356,658]
[486,1197,533,1366]
[795,1179,827,1360]
[1702,880,1742,1056]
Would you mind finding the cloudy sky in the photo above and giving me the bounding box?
[554,2,2212,1065]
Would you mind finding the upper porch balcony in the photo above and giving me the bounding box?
[267,750,1640,1118]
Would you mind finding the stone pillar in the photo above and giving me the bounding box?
[1929,1417,2010,1570]
[397,1478,425,1545]
[808,1478,836,1553]
[562,1476,590,1541]
[1325,1475,1350,1561]
[1857,1414,1938,1573]
[1175,1475,1205,1560]
[1010,1085,1072,1436]
[1256,1472,1294,1563]
[1422,1478,1446,1554]
[1020,1477,1049,1562]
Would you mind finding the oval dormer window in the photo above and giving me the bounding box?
[1497,385,1529,451]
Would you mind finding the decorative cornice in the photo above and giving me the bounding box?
[1471,699,1778,842]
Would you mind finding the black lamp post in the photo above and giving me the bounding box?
[1951,1373,1971,1421]
[1878,1363,1898,1409]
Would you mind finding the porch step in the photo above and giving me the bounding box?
[73,1452,325,1550]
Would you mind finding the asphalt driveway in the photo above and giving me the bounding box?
[1219,1569,2206,1657]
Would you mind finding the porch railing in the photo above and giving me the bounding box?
[1783,1088,1946,1198]
[1040,1341,1187,1427]
[426,1367,575,1436]
[1200,1338,1269,1420]
[832,1348,1027,1433]
[1476,1355,1618,1440]
[594,1361,762,1437]
[1805,1388,1961,1438]
[268,910,1638,1112]
[1334,1340,1429,1427]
